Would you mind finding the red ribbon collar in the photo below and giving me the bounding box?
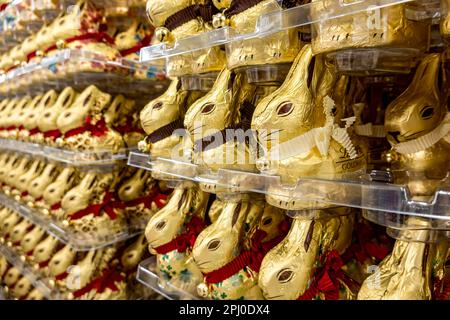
[73,268,124,298]
[114,117,145,135]
[69,191,124,221]
[119,35,152,57]
[64,116,108,138]
[44,32,116,54]
[124,188,168,209]
[43,129,62,139]
[203,220,290,285]
[297,250,346,300]
[153,216,205,255]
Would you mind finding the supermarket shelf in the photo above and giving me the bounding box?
[136,257,200,300]
[0,49,169,103]
[140,0,437,62]
[0,1,149,53]
[0,193,144,251]
[128,152,450,227]
[0,139,131,168]
[0,243,60,299]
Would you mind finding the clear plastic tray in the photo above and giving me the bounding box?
[0,49,169,102]
[0,193,145,251]
[0,139,130,168]
[139,0,438,72]
[128,152,450,227]
[0,243,60,299]
[136,257,200,301]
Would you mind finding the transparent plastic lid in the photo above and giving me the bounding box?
[0,139,130,168]
[128,152,450,229]
[136,257,201,301]
[139,0,432,63]
[0,49,169,101]
[0,244,60,299]
[0,193,145,251]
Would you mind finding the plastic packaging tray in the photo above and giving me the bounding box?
[0,139,131,168]
[139,0,439,66]
[128,152,450,228]
[0,243,60,299]
[0,193,145,251]
[136,257,200,300]
[0,49,169,103]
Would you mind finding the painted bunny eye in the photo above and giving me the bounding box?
[201,104,215,114]
[207,239,221,251]
[262,217,272,226]
[277,103,294,117]
[277,268,294,283]
[420,106,435,120]
[83,93,92,107]
[155,220,166,230]
[63,94,71,106]
[153,102,163,110]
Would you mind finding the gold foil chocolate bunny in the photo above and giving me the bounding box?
[384,53,450,197]
[56,85,124,153]
[115,19,154,61]
[223,0,302,71]
[145,183,209,296]
[40,167,79,218]
[252,44,366,210]
[184,68,258,179]
[24,163,60,207]
[146,0,226,76]
[117,169,169,223]
[37,87,79,145]
[258,209,357,300]
[358,53,450,300]
[193,198,288,300]
[61,170,127,238]
[310,0,431,74]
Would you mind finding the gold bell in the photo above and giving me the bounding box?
[155,27,170,43]
[36,50,44,58]
[212,13,228,29]
[56,39,66,50]
[197,283,210,298]
[55,137,64,147]
[138,140,149,153]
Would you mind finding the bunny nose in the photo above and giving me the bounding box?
[387,131,401,143]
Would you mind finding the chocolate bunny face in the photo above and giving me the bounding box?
[50,0,102,44]
[27,163,60,199]
[11,277,32,299]
[57,85,111,134]
[27,90,58,132]
[115,19,154,59]
[140,79,190,158]
[48,245,77,278]
[193,200,260,272]
[61,173,107,215]
[252,46,315,149]
[42,167,78,207]
[385,54,444,145]
[118,169,153,202]
[38,87,78,133]
[20,95,44,138]
[14,159,45,193]
[120,234,147,271]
